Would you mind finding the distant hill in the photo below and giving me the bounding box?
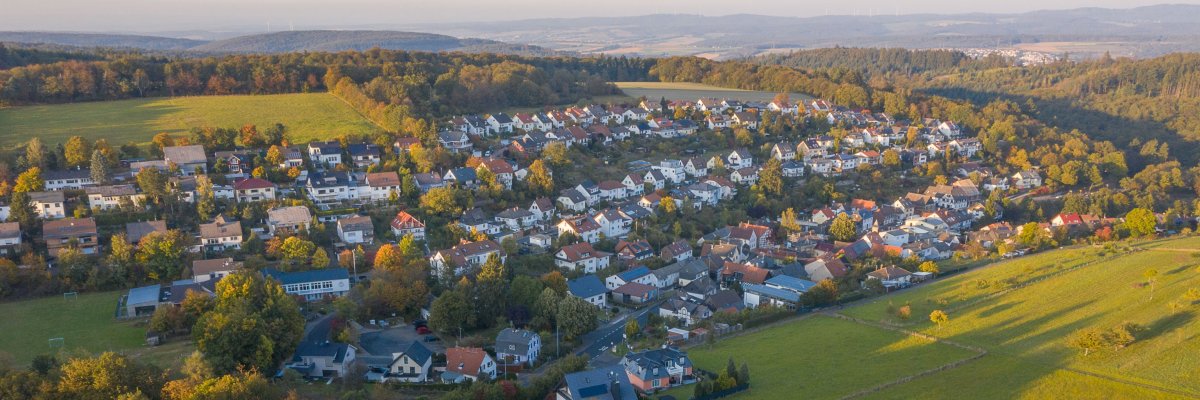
[0,32,205,51]
[410,4,1200,59]
[193,30,561,56]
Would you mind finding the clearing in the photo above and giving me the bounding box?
[0,290,193,370]
[615,82,813,103]
[0,92,381,149]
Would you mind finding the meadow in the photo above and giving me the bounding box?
[614,81,813,103]
[0,290,193,370]
[0,92,381,149]
[658,315,978,399]
[665,238,1200,399]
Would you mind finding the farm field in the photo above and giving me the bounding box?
[0,92,381,149]
[658,315,978,399]
[0,290,192,370]
[614,81,813,103]
[681,238,1200,399]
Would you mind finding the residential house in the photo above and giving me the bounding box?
[44,169,94,191]
[0,222,21,255]
[1012,169,1043,189]
[306,171,358,205]
[606,266,658,290]
[555,242,611,273]
[529,197,556,221]
[232,178,276,203]
[30,191,66,219]
[337,215,375,244]
[199,215,243,250]
[43,217,98,257]
[307,141,343,165]
[658,298,712,326]
[720,262,770,285]
[556,365,638,400]
[124,220,166,245]
[486,113,514,134]
[439,131,472,153]
[612,282,659,304]
[495,328,541,367]
[556,217,602,243]
[660,240,692,263]
[620,347,693,393]
[86,185,145,210]
[363,172,401,201]
[390,211,426,240]
[267,206,312,237]
[444,347,497,383]
[384,341,434,382]
[430,239,506,278]
[865,266,913,289]
[615,240,655,262]
[288,340,356,378]
[567,274,608,308]
[443,167,479,188]
[771,142,796,161]
[347,143,381,168]
[192,257,242,282]
[162,145,208,175]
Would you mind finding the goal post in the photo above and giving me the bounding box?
[63,292,78,301]
[48,337,64,349]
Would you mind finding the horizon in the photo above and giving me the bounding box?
[4,1,1199,35]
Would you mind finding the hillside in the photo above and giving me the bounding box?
[194,30,476,53]
[0,32,205,51]
[684,238,1200,399]
[0,93,380,148]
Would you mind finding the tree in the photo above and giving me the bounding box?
[1067,327,1106,356]
[1125,208,1157,238]
[193,270,304,374]
[63,136,92,168]
[278,237,316,269]
[372,244,403,271]
[195,175,216,221]
[624,319,640,339]
[802,278,839,307]
[311,248,330,269]
[542,142,569,167]
[57,352,166,399]
[136,230,190,281]
[882,149,901,168]
[658,195,678,215]
[24,137,45,169]
[929,310,949,328]
[1144,268,1159,300]
[829,213,857,242]
[420,187,462,216]
[89,149,110,185]
[780,208,801,232]
[13,167,43,193]
[897,305,912,320]
[429,289,474,336]
[758,158,783,195]
[136,167,168,202]
[556,296,598,341]
[526,159,555,195]
[919,261,940,275]
[265,145,284,168]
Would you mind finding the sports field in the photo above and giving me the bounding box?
[0,92,381,149]
[663,238,1200,399]
[0,290,192,369]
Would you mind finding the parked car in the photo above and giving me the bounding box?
[424,335,440,342]
[416,326,432,335]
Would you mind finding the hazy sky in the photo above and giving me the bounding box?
[3,0,1197,33]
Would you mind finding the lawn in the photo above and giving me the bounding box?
[615,82,813,103]
[844,239,1200,399]
[0,290,193,370]
[657,315,977,399]
[0,92,381,149]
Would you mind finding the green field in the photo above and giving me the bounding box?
[615,82,813,103]
[0,93,381,149]
[659,315,977,399]
[0,290,192,369]
[680,239,1200,399]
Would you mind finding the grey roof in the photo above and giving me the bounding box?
[162,145,207,164]
[396,341,433,365]
[125,220,167,243]
[263,268,349,285]
[337,215,373,232]
[496,328,538,355]
[44,169,91,181]
[29,191,65,203]
[127,284,162,305]
[620,347,692,382]
[742,282,801,303]
[561,365,638,400]
[0,222,19,240]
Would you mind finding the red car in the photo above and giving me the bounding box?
[416,326,432,335]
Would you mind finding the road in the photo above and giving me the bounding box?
[578,299,662,359]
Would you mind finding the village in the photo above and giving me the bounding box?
[7,89,1141,399]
